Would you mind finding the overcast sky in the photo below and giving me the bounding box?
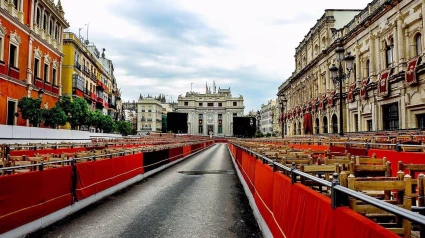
[61,0,371,113]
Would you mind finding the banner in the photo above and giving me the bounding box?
[327,91,335,107]
[405,57,420,86]
[360,78,369,99]
[347,83,356,102]
[377,70,390,97]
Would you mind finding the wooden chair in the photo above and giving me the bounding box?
[299,164,339,194]
[398,162,425,179]
[349,156,391,177]
[324,157,351,171]
[348,173,412,237]
[400,144,425,152]
[46,156,65,168]
[281,156,313,167]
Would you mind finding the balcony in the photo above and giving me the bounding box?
[96,81,104,91]
[75,62,81,71]
[34,76,43,88]
[147,118,153,121]
[0,60,5,74]
[43,81,52,92]
[52,85,59,94]
[91,92,97,101]
[8,66,20,80]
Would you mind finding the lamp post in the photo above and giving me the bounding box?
[256,110,261,134]
[329,44,355,137]
[38,89,44,99]
[279,95,287,138]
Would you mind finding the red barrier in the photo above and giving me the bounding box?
[330,146,367,156]
[230,144,398,238]
[169,147,184,162]
[368,149,425,177]
[0,167,73,234]
[76,154,143,200]
[183,146,191,157]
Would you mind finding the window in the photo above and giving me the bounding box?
[233,102,237,106]
[49,19,53,35]
[207,102,213,107]
[43,14,47,30]
[36,8,41,26]
[367,120,373,131]
[13,0,19,10]
[52,68,57,85]
[7,99,17,125]
[44,64,49,82]
[218,103,222,107]
[9,44,17,68]
[184,102,188,106]
[0,36,3,62]
[199,102,202,106]
[323,116,328,134]
[415,34,422,56]
[315,118,320,134]
[233,113,237,117]
[198,114,203,119]
[417,114,425,129]
[385,39,394,68]
[332,115,338,134]
[198,125,203,134]
[218,125,222,134]
[218,114,222,119]
[366,59,370,77]
[383,103,399,130]
[34,58,40,78]
[354,114,359,132]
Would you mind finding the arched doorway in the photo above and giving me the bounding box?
[323,116,328,134]
[332,114,338,134]
[293,122,296,135]
[315,118,320,134]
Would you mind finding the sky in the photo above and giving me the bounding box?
[61,0,372,113]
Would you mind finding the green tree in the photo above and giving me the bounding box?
[101,114,115,133]
[55,96,90,129]
[115,120,132,135]
[42,105,68,128]
[16,97,43,127]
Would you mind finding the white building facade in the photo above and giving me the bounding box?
[260,100,276,134]
[175,87,245,136]
[137,96,163,132]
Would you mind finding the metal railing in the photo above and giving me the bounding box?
[231,142,425,228]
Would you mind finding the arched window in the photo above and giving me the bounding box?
[385,38,394,68]
[293,123,296,135]
[415,34,422,56]
[321,37,326,49]
[49,19,54,35]
[43,14,47,30]
[297,121,301,135]
[314,44,319,55]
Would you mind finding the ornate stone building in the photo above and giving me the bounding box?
[260,99,276,134]
[136,95,163,133]
[0,0,69,126]
[175,86,244,136]
[278,0,425,135]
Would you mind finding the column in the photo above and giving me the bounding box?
[30,0,35,29]
[392,26,399,74]
[58,59,63,96]
[41,8,45,30]
[397,16,406,71]
[400,88,406,129]
[376,36,382,78]
[423,0,425,51]
[369,34,376,80]
[355,45,361,82]
[358,102,363,131]
[26,36,34,84]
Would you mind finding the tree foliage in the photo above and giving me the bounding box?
[16,97,43,127]
[42,105,68,128]
[115,120,132,135]
[55,96,91,129]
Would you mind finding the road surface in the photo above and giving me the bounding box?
[28,143,262,238]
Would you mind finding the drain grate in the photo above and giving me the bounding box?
[178,170,235,175]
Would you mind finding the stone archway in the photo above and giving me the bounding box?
[315,118,320,134]
[332,114,338,134]
[323,116,328,134]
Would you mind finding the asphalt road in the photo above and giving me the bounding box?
[28,143,262,238]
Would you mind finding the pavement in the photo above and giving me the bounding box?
[27,144,262,238]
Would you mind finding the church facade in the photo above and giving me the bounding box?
[278,0,425,135]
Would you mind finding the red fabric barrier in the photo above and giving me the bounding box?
[0,167,73,234]
[334,207,398,238]
[368,149,425,177]
[183,146,191,157]
[330,146,367,156]
[169,147,184,162]
[10,148,86,157]
[231,144,398,238]
[253,160,274,231]
[76,154,143,200]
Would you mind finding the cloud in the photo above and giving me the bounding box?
[61,0,372,112]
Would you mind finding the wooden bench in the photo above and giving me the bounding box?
[348,174,412,237]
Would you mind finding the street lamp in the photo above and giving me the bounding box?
[279,95,287,138]
[256,110,261,134]
[38,89,44,99]
[329,44,355,137]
